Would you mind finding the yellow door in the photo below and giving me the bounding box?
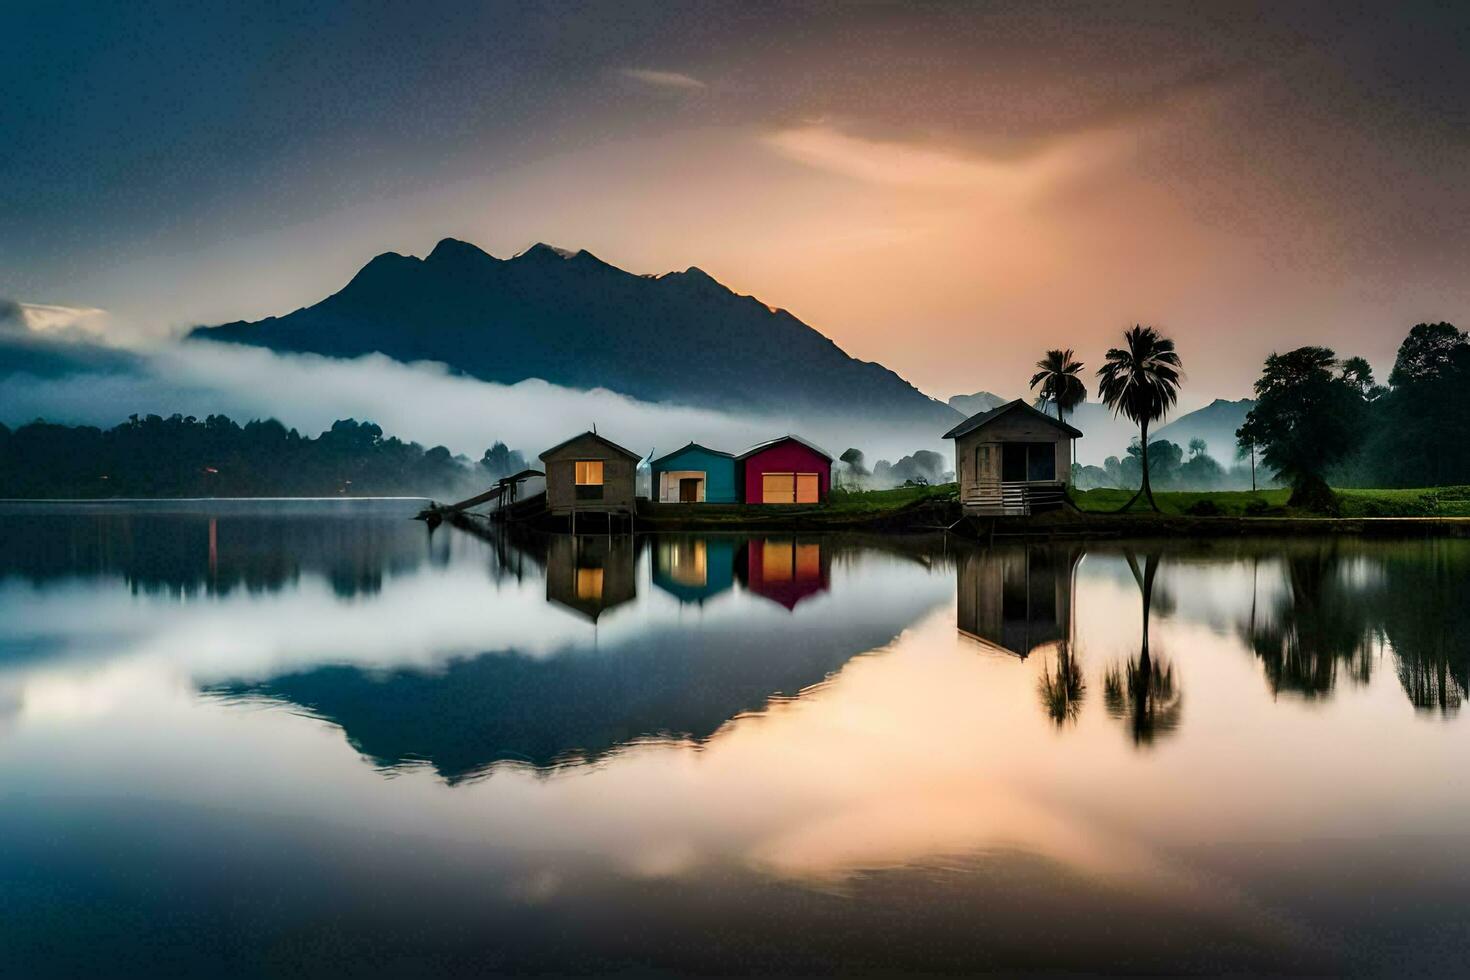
[762,472,796,503]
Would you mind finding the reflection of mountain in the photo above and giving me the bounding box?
[956,545,1080,658]
[0,503,432,597]
[544,534,638,622]
[208,560,949,782]
[736,537,831,610]
[652,535,736,605]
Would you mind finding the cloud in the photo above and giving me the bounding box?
[0,298,111,341]
[0,339,945,462]
[765,123,1130,200]
[618,67,706,91]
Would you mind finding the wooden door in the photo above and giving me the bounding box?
[679,478,700,502]
[762,472,796,503]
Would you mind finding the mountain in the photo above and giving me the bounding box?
[1154,398,1255,461]
[948,390,1007,417]
[190,239,959,428]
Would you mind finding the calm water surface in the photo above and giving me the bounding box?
[2,501,1468,975]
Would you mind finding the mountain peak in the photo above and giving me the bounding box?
[515,242,577,261]
[426,238,493,264]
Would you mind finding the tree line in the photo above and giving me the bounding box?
[0,413,529,499]
[1238,322,1470,505]
[1023,320,1468,510]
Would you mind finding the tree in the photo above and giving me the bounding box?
[838,447,869,482]
[1188,437,1207,459]
[1095,325,1183,511]
[1366,323,1469,487]
[480,441,528,481]
[1029,348,1087,424]
[1123,438,1183,489]
[1388,322,1467,387]
[1236,346,1369,508]
[1030,348,1087,472]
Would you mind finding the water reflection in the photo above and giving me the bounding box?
[1241,548,1377,701]
[544,534,638,622]
[0,499,432,597]
[735,536,831,610]
[955,545,1079,658]
[5,504,1470,974]
[1101,550,1184,746]
[652,535,735,605]
[206,529,948,781]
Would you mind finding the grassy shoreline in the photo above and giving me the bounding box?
[604,483,1470,535]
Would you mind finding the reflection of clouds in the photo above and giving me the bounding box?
[3,534,1467,909]
[0,545,944,718]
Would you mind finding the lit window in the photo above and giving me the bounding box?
[575,460,604,485]
[575,567,604,600]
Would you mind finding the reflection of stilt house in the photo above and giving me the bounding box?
[736,536,831,610]
[652,535,736,605]
[545,534,638,622]
[957,546,1081,658]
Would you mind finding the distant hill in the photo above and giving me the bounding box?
[947,390,1008,417]
[190,239,959,429]
[1155,398,1255,461]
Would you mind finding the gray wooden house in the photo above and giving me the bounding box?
[943,399,1081,515]
[539,431,640,517]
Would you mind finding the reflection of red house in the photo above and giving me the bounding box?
[738,537,830,610]
[736,436,832,504]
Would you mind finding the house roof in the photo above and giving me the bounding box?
[735,434,834,462]
[538,430,642,461]
[495,468,544,485]
[942,399,1084,440]
[649,441,735,467]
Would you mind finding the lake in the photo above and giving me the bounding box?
[1,500,1468,976]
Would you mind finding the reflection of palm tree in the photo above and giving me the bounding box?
[1038,640,1085,726]
[1103,550,1182,745]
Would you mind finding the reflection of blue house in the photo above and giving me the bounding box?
[652,536,736,605]
[650,443,737,503]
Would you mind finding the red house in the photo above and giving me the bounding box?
[736,436,832,504]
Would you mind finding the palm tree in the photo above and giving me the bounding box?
[1096,326,1183,512]
[1031,348,1088,481]
[1029,349,1088,427]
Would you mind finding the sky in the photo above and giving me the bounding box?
[4,0,1470,408]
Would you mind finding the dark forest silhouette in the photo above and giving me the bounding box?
[0,413,524,499]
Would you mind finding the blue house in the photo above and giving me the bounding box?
[650,442,737,503]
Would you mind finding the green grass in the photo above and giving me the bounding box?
[1071,487,1289,516]
[1335,486,1470,517]
[825,482,958,514]
[1071,485,1470,517]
